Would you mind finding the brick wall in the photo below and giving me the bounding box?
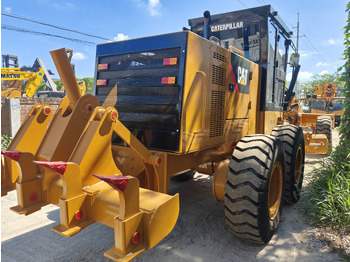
[1,97,62,136]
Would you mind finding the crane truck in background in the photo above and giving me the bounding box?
[2,5,308,261]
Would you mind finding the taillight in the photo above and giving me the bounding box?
[98,63,108,70]
[161,77,176,85]
[97,79,107,86]
[163,58,178,66]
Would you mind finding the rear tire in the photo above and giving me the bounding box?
[271,125,305,203]
[224,135,286,244]
[316,116,332,150]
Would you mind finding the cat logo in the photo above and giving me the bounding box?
[238,66,248,86]
[229,54,250,94]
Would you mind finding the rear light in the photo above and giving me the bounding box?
[163,58,178,66]
[162,77,176,85]
[98,63,108,70]
[93,174,129,193]
[97,79,107,86]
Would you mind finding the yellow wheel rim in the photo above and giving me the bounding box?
[294,145,303,184]
[268,161,283,220]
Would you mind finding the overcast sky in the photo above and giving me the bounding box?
[1,0,348,81]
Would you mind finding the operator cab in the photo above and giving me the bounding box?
[189,5,296,112]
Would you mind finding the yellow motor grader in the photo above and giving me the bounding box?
[283,83,344,154]
[2,5,306,261]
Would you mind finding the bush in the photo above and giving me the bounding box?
[1,135,12,150]
[339,2,350,141]
[304,140,350,230]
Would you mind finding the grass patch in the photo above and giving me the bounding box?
[1,135,12,150]
[303,139,350,231]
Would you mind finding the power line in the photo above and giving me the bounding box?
[236,0,248,7]
[2,12,111,41]
[2,24,97,46]
[302,34,327,63]
[299,37,324,64]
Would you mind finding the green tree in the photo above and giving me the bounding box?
[82,77,94,94]
[339,2,350,141]
[299,81,315,98]
[299,72,341,98]
[54,80,63,91]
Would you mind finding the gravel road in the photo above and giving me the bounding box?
[1,131,342,262]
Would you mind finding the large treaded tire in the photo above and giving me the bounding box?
[271,125,305,204]
[316,116,332,149]
[224,135,286,244]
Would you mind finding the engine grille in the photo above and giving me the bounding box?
[210,90,225,137]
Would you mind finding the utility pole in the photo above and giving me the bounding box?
[296,13,300,54]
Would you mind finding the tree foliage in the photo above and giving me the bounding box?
[54,80,63,91]
[80,77,94,94]
[339,2,350,141]
[299,72,341,98]
[34,78,94,93]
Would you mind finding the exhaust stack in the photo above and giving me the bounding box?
[203,10,211,40]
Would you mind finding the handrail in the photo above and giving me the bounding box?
[184,71,207,153]
[209,36,221,46]
[229,46,245,58]
[194,71,207,135]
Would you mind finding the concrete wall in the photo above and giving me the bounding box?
[1,96,62,137]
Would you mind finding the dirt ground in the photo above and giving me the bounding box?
[1,132,344,262]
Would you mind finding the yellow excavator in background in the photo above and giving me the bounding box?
[1,54,58,98]
[1,67,46,98]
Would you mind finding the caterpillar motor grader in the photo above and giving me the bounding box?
[284,83,344,154]
[2,5,305,261]
[309,84,346,127]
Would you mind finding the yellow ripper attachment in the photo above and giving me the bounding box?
[2,106,179,261]
[304,132,328,155]
[1,104,53,196]
[2,48,179,261]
